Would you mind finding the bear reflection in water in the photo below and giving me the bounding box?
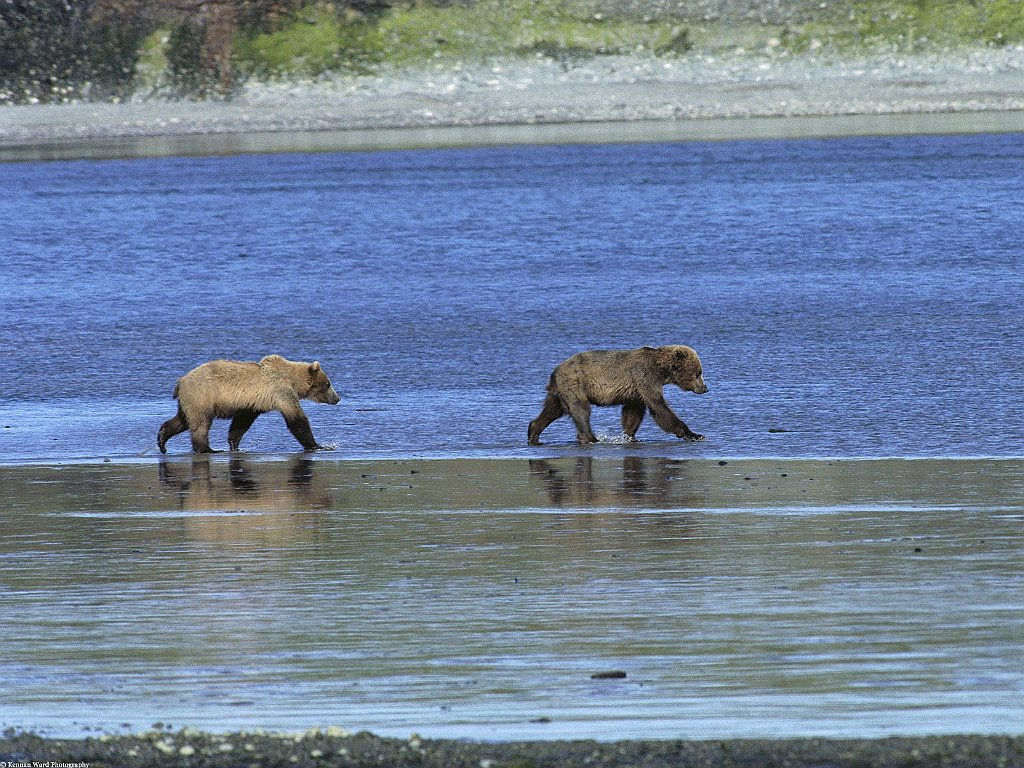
[158,456,332,543]
[529,456,708,510]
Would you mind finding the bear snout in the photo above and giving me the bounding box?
[323,387,341,405]
[692,380,708,395]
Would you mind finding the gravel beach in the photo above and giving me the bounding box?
[3,729,1024,768]
[3,47,1024,160]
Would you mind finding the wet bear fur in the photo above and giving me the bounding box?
[528,345,708,445]
[157,355,340,454]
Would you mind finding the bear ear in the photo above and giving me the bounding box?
[673,347,695,370]
[310,361,322,373]
[654,346,677,370]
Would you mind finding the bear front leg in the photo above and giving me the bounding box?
[643,392,705,441]
[189,417,217,453]
[282,409,322,451]
[228,410,260,452]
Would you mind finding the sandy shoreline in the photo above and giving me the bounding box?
[3,49,1024,160]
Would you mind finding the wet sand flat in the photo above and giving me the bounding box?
[2,455,1024,514]
[2,455,1023,515]
[3,456,1022,742]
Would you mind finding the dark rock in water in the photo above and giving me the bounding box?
[768,428,791,433]
[717,460,728,466]
[591,670,627,679]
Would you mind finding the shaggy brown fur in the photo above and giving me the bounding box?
[528,345,708,445]
[157,355,340,454]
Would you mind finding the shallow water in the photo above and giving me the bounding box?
[2,133,1024,462]
[2,133,1024,740]
[2,456,1023,739]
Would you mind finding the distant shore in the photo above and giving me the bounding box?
[3,48,1024,161]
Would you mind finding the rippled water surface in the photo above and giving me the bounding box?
[2,133,1023,740]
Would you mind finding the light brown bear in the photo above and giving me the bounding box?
[157,355,340,454]
[528,345,708,445]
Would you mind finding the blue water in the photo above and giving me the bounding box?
[2,133,1024,462]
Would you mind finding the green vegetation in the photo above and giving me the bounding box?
[224,0,1024,84]
[376,0,692,64]
[233,6,388,78]
[231,0,693,80]
[786,0,1024,53]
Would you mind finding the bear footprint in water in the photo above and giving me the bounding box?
[157,355,340,454]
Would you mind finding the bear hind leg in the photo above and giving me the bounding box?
[621,401,645,441]
[158,409,188,454]
[528,393,565,445]
[189,416,217,454]
[228,410,260,452]
[565,399,598,444]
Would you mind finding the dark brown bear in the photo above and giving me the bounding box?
[528,345,708,445]
[157,355,340,454]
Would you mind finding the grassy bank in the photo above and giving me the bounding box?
[227,0,1024,81]
[788,0,1024,52]
[4,0,1024,103]
[232,0,693,79]
[106,0,1024,100]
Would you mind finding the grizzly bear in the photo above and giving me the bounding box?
[528,345,708,445]
[157,355,340,454]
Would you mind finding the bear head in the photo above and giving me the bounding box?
[656,345,708,395]
[307,361,341,405]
